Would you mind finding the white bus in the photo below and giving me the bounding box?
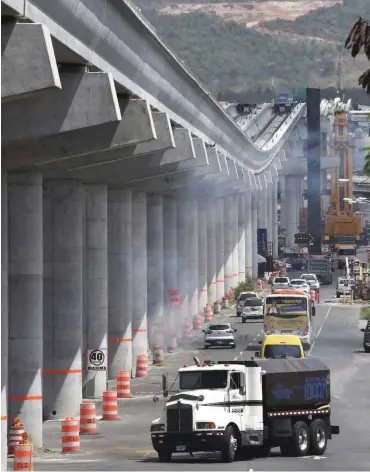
[263,290,316,350]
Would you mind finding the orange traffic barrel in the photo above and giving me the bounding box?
[8,417,24,455]
[153,345,164,366]
[181,321,192,341]
[79,400,97,434]
[166,331,177,352]
[61,417,80,452]
[192,314,202,330]
[13,433,32,471]
[222,296,229,309]
[203,305,213,323]
[102,390,118,420]
[116,370,131,398]
[135,353,149,377]
[213,301,221,314]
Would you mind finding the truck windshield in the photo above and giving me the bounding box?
[180,370,228,390]
[264,344,302,359]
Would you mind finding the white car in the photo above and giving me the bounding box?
[336,277,354,298]
[241,297,264,322]
[203,323,237,349]
[301,273,320,290]
[289,279,310,293]
[236,291,259,316]
[271,276,290,292]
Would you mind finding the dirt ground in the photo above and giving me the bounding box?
[158,1,342,28]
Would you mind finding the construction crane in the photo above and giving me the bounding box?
[325,110,362,247]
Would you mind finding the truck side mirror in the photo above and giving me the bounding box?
[312,306,316,316]
[162,373,168,397]
[361,328,365,332]
[239,375,246,395]
[258,340,263,345]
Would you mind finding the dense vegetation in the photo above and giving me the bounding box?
[142,10,338,93]
[263,0,370,42]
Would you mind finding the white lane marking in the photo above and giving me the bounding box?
[333,394,340,399]
[308,306,331,356]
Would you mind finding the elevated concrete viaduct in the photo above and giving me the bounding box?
[1,0,322,467]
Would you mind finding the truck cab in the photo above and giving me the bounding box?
[150,358,339,463]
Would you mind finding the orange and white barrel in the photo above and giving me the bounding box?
[310,289,316,302]
[213,301,221,314]
[166,331,177,352]
[135,353,149,378]
[182,321,192,341]
[203,305,213,323]
[222,296,229,309]
[13,433,33,471]
[153,345,164,366]
[192,314,202,330]
[116,370,131,398]
[102,390,118,420]
[8,418,24,455]
[61,417,80,452]
[79,400,97,434]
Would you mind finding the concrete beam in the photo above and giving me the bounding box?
[2,72,121,144]
[2,98,159,170]
[2,23,61,102]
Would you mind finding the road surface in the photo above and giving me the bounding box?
[16,270,370,471]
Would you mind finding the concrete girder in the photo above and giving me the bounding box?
[2,98,160,171]
[2,22,61,102]
[2,72,121,144]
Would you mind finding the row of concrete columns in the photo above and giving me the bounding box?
[1,172,277,455]
[280,175,304,246]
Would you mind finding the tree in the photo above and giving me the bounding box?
[344,17,370,93]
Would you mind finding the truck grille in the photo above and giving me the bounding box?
[167,403,193,432]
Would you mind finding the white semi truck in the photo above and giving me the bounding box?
[150,358,339,463]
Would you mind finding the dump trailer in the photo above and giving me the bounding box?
[307,258,333,285]
[150,358,339,463]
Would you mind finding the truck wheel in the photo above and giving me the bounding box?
[221,425,238,462]
[309,419,327,455]
[158,450,172,462]
[290,421,310,456]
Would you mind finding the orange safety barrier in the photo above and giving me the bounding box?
[61,417,80,452]
[79,400,97,434]
[153,345,164,366]
[166,332,177,352]
[8,417,24,455]
[213,301,221,314]
[116,370,131,398]
[182,321,192,341]
[310,289,316,302]
[256,279,264,290]
[316,290,320,303]
[13,433,32,471]
[222,296,229,309]
[203,305,213,323]
[102,390,118,420]
[192,314,202,330]
[135,353,149,378]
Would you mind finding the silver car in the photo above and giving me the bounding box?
[271,276,290,292]
[301,273,320,290]
[203,323,237,349]
[241,298,264,322]
[289,279,310,293]
[236,291,259,316]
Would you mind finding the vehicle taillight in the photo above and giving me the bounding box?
[206,330,212,334]
[226,330,233,333]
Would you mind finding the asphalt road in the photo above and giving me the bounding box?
[19,270,370,471]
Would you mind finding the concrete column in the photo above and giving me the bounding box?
[216,198,225,300]
[188,199,199,319]
[245,192,253,279]
[198,200,208,312]
[132,191,148,371]
[238,194,246,283]
[8,173,43,445]
[286,176,299,246]
[1,172,8,470]
[207,199,217,304]
[272,180,279,258]
[177,198,189,332]
[147,194,164,347]
[257,191,263,229]
[267,185,273,248]
[251,192,258,279]
[232,195,239,287]
[163,197,177,346]
[224,196,233,294]
[262,189,268,236]
[43,180,83,421]
[107,190,133,378]
[84,185,108,398]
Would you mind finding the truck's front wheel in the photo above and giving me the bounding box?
[158,450,172,462]
[309,419,327,455]
[221,425,238,462]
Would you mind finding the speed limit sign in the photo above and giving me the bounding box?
[87,349,107,371]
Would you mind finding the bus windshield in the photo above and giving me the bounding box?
[264,296,308,332]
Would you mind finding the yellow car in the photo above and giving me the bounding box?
[255,334,305,359]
